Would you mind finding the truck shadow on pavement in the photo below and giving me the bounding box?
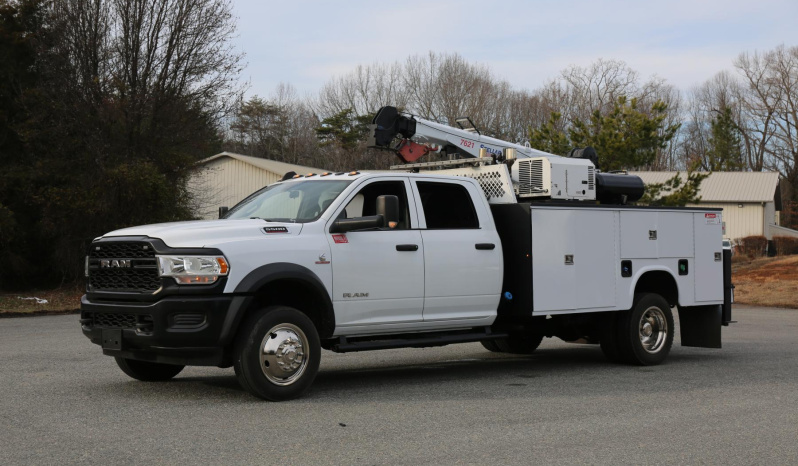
[108,343,733,403]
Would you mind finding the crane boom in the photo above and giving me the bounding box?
[368,106,555,162]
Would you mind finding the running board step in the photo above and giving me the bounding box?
[330,328,509,353]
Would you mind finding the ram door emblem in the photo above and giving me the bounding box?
[343,292,369,298]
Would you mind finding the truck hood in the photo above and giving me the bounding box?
[101,219,303,248]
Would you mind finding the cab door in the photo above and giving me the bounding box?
[411,179,503,322]
[326,178,425,332]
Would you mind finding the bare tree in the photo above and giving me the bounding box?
[226,83,322,166]
[316,61,407,118]
[559,58,641,123]
[735,45,797,177]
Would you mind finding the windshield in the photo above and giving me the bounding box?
[226,180,353,223]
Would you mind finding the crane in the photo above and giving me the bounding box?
[366,106,641,204]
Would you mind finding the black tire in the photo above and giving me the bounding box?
[494,333,544,354]
[234,306,321,401]
[480,339,502,352]
[115,358,184,382]
[615,293,675,365]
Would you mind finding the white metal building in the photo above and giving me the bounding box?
[189,152,328,219]
[631,171,792,241]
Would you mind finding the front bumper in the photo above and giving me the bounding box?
[80,294,250,367]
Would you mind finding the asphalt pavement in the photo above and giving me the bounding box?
[1,306,797,465]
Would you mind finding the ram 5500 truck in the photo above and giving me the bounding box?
[81,107,733,401]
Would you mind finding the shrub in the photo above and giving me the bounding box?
[737,235,768,257]
[773,236,798,256]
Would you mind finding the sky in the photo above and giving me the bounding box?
[230,0,798,100]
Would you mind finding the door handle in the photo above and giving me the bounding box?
[475,243,495,250]
[396,244,419,251]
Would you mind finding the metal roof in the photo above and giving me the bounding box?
[198,152,328,177]
[630,171,780,203]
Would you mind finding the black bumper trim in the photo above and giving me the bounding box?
[81,294,240,366]
[102,347,226,367]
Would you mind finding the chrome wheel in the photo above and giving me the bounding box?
[259,323,309,386]
[639,306,668,354]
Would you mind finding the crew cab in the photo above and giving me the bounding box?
[81,168,732,401]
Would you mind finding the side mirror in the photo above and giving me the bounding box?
[218,206,229,219]
[330,215,385,233]
[376,195,399,228]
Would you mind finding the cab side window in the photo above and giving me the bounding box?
[417,182,479,229]
[341,181,411,229]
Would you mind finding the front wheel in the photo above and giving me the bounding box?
[234,306,321,401]
[616,293,675,365]
[115,358,184,381]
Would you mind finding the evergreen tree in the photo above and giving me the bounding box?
[528,112,571,155]
[528,95,700,206]
[0,0,243,289]
[638,169,709,207]
[569,97,680,171]
[315,109,373,151]
[229,96,288,160]
[704,107,743,171]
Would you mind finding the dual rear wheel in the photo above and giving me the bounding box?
[481,293,674,366]
[601,293,674,365]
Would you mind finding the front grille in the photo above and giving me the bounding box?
[89,268,161,292]
[88,241,160,293]
[91,242,155,259]
[92,312,139,329]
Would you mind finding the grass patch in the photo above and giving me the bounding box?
[732,255,798,308]
[0,287,83,316]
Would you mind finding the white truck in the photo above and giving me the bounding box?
[80,106,733,401]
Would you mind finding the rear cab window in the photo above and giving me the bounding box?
[415,181,480,229]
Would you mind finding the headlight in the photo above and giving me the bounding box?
[157,255,230,285]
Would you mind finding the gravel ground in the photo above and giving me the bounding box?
[1,305,797,465]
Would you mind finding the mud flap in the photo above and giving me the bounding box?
[722,249,734,325]
[678,304,722,348]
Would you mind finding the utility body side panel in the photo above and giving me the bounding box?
[531,208,617,313]
[522,205,723,316]
[694,212,724,302]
